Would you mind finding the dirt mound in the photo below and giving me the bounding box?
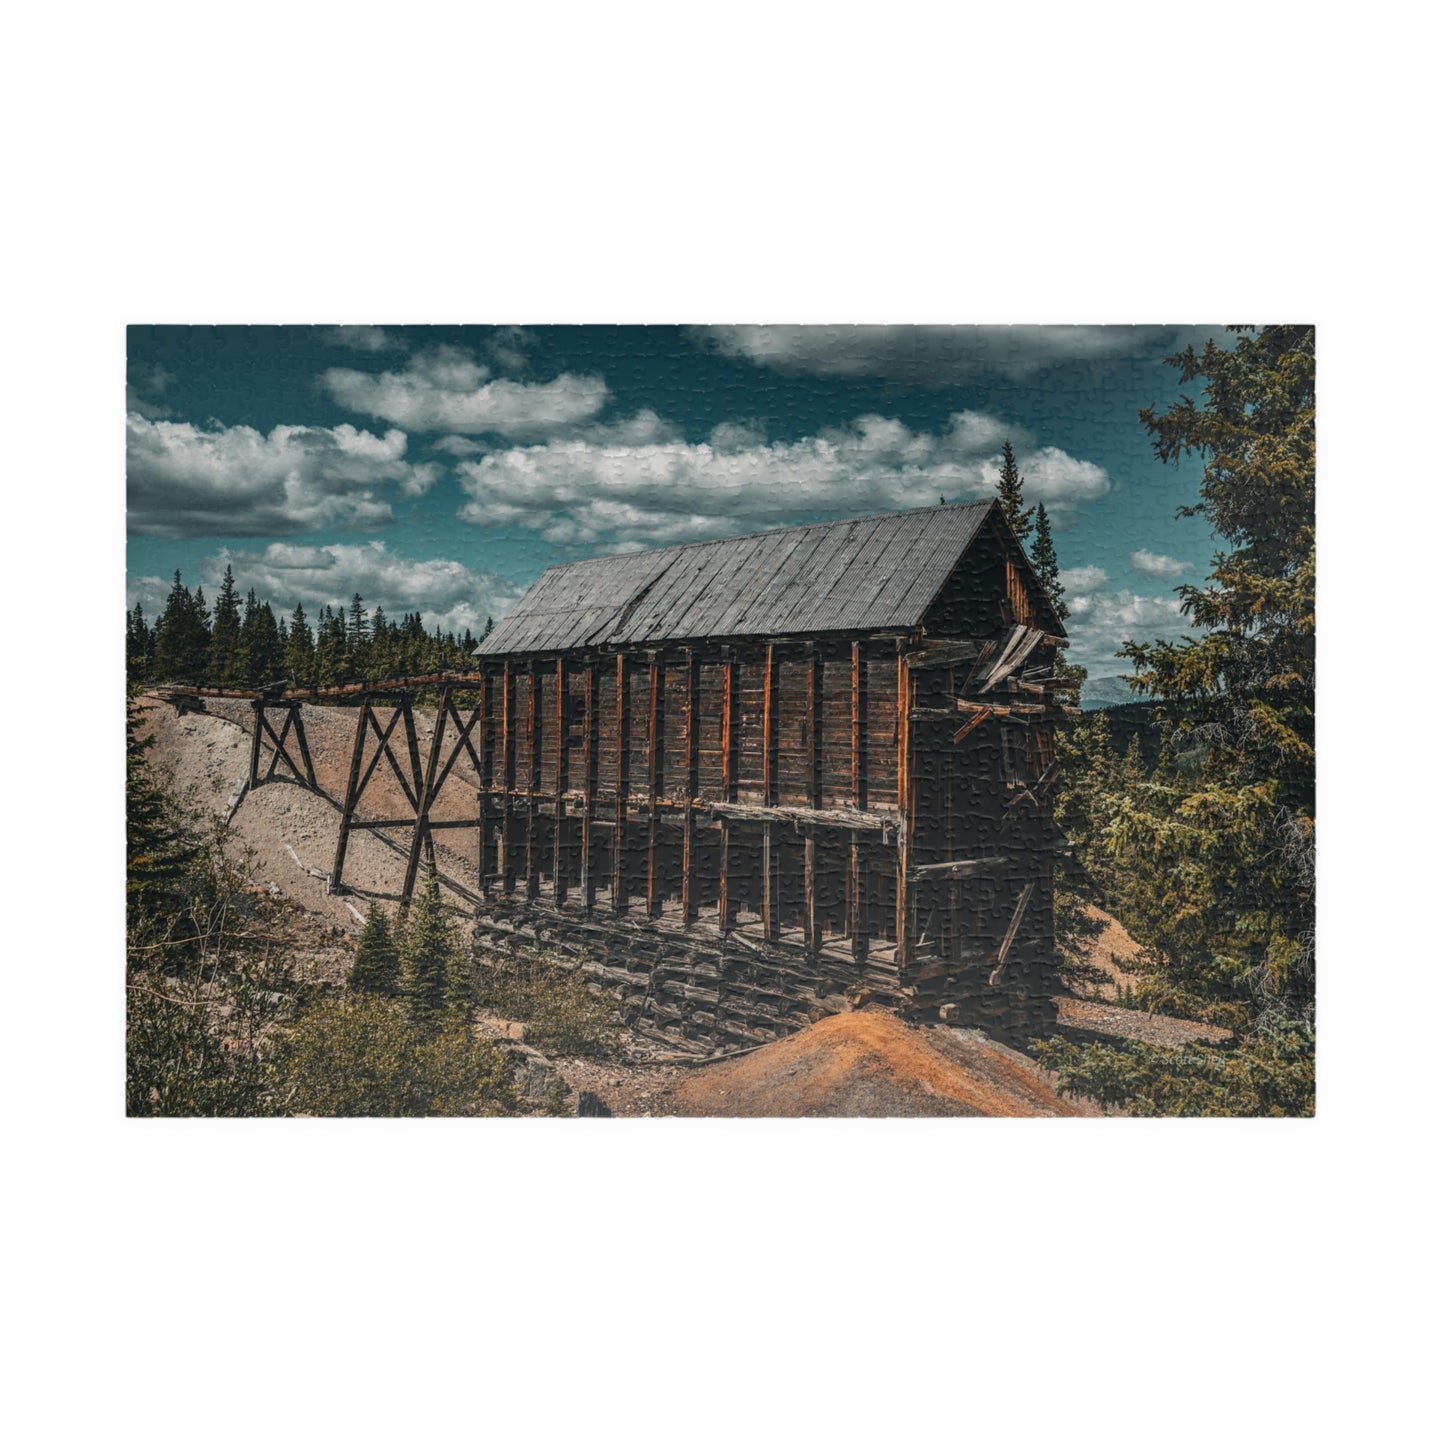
[663,1011,1097,1117]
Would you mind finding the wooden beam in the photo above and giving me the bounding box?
[719,656,736,933]
[525,662,540,899]
[907,856,1012,882]
[580,659,597,911]
[645,654,662,918]
[681,649,698,924]
[761,643,777,941]
[849,642,867,961]
[478,667,492,895]
[290,703,317,788]
[553,656,567,906]
[896,643,914,968]
[402,685,450,907]
[499,663,514,894]
[803,647,820,954]
[613,652,629,913]
[329,699,371,892]
[248,700,264,787]
[989,881,1036,985]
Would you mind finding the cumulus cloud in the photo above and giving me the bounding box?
[695,325,1226,383]
[452,409,1108,549]
[126,362,174,420]
[325,325,398,352]
[127,413,440,538]
[1131,548,1192,578]
[322,344,609,437]
[208,542,523,637]
[1060,564,1109,595]
[1062,584,1189,672]
[454,411,1109,548]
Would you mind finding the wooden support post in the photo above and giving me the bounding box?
[500,663,515,894]
[525,663,541,899]
[681,649,698,924]
[403,686,449,908]
[553,656,567,906]
[290,703,317,789]
[330,698,371,893]
[718,655,736,933]
[612,653,629,913]
[581,659,597,911]
[849,641,867,961]
[761,643,777,942]
[896,643,914,968]
[248,700,264,787]
[478,668,492,896]
[803,647,820,954]
[645,653,661,918]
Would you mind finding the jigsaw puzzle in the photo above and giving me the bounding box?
[126,324,1315,1116]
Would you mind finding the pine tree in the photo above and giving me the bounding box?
[284,604,314,686]
[347,902,401,996]
[996,439,1034,546]
[208,564,243,685]
[152,571,210,682]
[483,615,494,638]
[126,603,153,681]
[1029,503,1067,621]
[400,872,472,1028]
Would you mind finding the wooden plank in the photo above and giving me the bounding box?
[613,652,628,912]
[681,649,698,923]
[803,648,819,954]
[581,659,597,910]
[907,856,1012,882]
[329,699,371,892]
[525,663,539,898]
[500,664,514,894]
[403,685,450,907]
[719,656,735,933]
[849,640,867,961]
[478,668,492,895]
[952,707,992,747]
[896,643,913,967]
[989,881,1036,984]
[248,700,264,787]
[553,656,567,906]
[646,654,661,917]
[290,704,318,789]
[761,643,777,941]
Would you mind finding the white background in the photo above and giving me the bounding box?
[4,3,1435,1441]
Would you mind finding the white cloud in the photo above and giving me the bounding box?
[695,325,1226,383]
[1062,586,1189,672]
[325,325,398,352]
[453,410,1110,549]
[209,542,523,638]
[127,413,439,538]
[1059,564,1109,594]
[322,344,609,437]
[1131,548,1192,578]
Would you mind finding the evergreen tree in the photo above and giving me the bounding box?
[126,700,202,933]
[315,605,346,687]
[400,873,472,1028]
[208,564,243,686]
[152,571,210,682]
[126,603,153,681]
[483,615,494,638]
[1029,503,1067,621]
[347,902,401,996]
[284,604,314,686]
[995,439,1034,546]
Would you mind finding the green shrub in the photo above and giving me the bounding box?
[1031,1017,1315,1117]
[474,952,621,1058]
[268,993,517,1117]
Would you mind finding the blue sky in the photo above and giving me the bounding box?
[126,324,1228,676]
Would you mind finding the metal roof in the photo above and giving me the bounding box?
[477,501,998,655]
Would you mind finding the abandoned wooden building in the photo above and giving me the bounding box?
[468,499,1073,1050]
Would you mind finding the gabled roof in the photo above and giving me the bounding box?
[477,500,1015,655]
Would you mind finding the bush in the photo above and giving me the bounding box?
[474,951,621,1058]
[268,993,517,1117]
[1031,1017,1315,1117]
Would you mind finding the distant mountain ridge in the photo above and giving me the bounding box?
[1079,675,1148,711]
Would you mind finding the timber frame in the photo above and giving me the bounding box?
[152,502,1076,1052]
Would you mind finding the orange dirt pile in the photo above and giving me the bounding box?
[663,1011,1097,1118]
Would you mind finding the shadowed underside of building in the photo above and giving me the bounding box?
[467,500,1074,1053]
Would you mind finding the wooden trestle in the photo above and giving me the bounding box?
[160,629,1070,1049]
